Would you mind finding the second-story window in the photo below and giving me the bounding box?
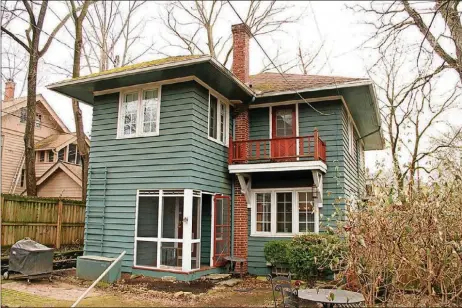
[20,108,27,123]
[118,87,161,138]
[68,144,77,163]
[39,151,45,162]
[48,150,54,162]
[208,93,228,145]
[36,114,42,128]
[58,148,65,161]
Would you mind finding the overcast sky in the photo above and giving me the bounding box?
[2,1,461,172]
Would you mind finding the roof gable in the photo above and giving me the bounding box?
[2,94,70,133]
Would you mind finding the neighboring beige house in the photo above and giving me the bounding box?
[1,79,86,200]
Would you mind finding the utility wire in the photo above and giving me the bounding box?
[227,1,333,117]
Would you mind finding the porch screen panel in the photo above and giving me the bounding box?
[161,196,183,239]
[276,192,292,233]
[136,241,158,267]
[213,196,231,266]
[137,196,159,237]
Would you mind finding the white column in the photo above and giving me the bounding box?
[182,189,193,272]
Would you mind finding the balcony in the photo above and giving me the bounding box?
[229,130,326,165]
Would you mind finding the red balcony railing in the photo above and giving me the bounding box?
[229,129,326,164]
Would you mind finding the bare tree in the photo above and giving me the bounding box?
[350,1,462,82]
[159,1,303,66]
[370,45,461,202]
[82,0,153,73]
[1,0,75,196]
[68,0,91,201]
[1,39,28,96]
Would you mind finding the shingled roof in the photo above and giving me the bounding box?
[249,72,368,94]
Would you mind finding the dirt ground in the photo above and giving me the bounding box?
[0,269,276,307]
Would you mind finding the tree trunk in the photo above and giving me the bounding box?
[71,1,91,201]
[24,45,40,196]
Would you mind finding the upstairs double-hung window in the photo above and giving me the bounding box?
[118,88,161,138]
[208,93,229,145]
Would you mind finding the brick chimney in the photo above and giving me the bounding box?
[231,23,251,84]
[4,79,15,101]
[231,23,251,274]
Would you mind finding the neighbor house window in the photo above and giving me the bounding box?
[118,88,161,138]
[38,151,45,162]
[208,93,228,145]
[58,148,65,161]
[20,169,25,187]
[68,144,77,163]
[252,189,319,236]
[36,114,42,128]
[20,108,27,123]
[48,150,54,162]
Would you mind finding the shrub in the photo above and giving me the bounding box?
[264,240,290,265]
[287,234,346,280]
[264,234,347,281]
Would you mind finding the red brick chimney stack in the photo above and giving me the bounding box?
[231,23,251,84]
[4,79,15,101]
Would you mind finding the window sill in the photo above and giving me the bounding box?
[207,136,229,148]
[250,233,295,238]
[116,132,159,139]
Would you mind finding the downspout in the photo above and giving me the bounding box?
[230,95,255,259]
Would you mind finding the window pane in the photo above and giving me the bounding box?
[142,89,158,134]
[276,192,292,233]
[68,144,77,163]
[160,242,182,267]
[275,109,293,137]
[137,196,159,237]
[39,151,45,162]
[35,114,42,128]
[122,92,138,136]
[48,150,54,162]
[209,95,218,139]
[220,102,226,143]
[298,192,315,233]
[256,193,271,233]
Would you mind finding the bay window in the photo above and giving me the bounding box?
[118,87,161,138]
[208,93,229,145]
[252,189,319,236]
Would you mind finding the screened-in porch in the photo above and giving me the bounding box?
[134,189,230,273]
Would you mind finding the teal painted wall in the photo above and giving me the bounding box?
[341,106,366,200]
[246,101,347,275]
[85,81,230,273]
[200,196,212,265]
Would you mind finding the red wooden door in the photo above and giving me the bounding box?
[272,105,296,160]
[213,195,231,267]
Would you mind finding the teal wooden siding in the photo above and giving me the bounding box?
[341,106,366,199]
[200,199,212,265]
[246,101,346,275]
[86,81,230,273]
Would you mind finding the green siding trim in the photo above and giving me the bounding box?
[85,80,231,272]
[131,267,226,282]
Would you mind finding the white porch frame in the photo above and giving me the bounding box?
[134,189,203,273]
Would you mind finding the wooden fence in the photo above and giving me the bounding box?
[1,194,85,248]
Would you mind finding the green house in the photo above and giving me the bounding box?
[48,24,383,280]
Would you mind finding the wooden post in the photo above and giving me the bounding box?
[56,200,63,249]
[314,128,319,161]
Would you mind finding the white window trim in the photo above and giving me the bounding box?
[250,188,320,237]
[207,92,229,147]
[348,116,354,155]
[117,86,162,139]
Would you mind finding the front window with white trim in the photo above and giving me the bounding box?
[208,93,229,145]
[252,188,319,236]
[118,87,161,138]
